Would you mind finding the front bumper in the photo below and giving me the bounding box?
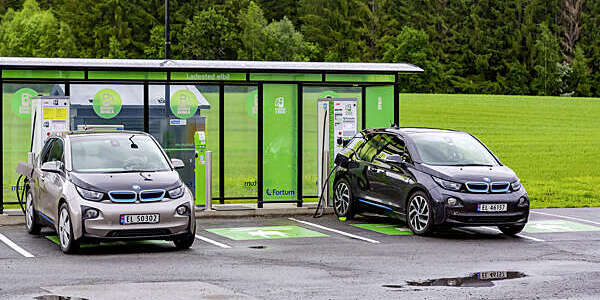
[429,187,529,227]
[79,197,194,240]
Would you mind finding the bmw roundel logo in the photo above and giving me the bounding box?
[483,177,491,183]
[132,185,141,191]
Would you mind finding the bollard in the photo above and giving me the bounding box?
[205,151,213,211]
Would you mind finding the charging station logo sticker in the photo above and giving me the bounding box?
[274,97,286,114]
[93,88,122,119]
[11,88,38,118]
[170,89,198,119]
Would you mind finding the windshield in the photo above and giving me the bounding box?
[411,132,498,166]
[70,134,171,173]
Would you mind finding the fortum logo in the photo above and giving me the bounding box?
[266,188,295,196]
[274,97,286,114]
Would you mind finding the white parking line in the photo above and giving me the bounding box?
[481,226,545,242]
[195,234,232,249]
[288,218,381,244]
[0,233,35,258]
[531,211,600,226]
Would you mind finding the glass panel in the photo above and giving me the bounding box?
[224,86,258,200]
[88,71,166,80]
[301,86,362,198]
[149,85,219,199]
[250,73,321,82]
[263,84,298,201]
[326,73,395,83]
[2,83,64,204]
[2,69,84,79]
[365,85,394,128]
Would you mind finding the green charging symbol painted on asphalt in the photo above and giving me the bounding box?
[206,226,328,240]
[11,88,38,118]
[93,88,122,119]
[170,89,198,119]
[524,219,600,233]
[352,224,413,235]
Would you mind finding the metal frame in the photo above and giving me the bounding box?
[0,58,422,211]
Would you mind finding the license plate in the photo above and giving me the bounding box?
[120,214,160,225]
[478,271,508,280]
[477,203,507,212]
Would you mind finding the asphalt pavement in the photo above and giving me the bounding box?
[1,208,599,299]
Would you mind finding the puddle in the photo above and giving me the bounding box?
[248,245,267,249]
[384,271,526,288]
[34,295,88,300]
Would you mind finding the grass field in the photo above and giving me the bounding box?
[3,89,600,209]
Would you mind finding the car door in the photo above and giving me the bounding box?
[39,138,66,222]
[355,133,389,204]
[372,134,414,212]
[34,139,55,220]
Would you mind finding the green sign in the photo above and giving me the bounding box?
[171,72,246,81]
[88,71,167,80]
[524,220,600,233]
[206,226,327,240]
[246,89,258,118]
[326,74,395,83]
[352,224,413,235]
[2,69,84,79]
[249,73,321,82]
[170,89,198,119]
[319,90,339,99]
[262,84,298,201]
[11,88,38,118]
[365,85,394,128]
[93,88,122,119]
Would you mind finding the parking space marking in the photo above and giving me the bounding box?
[531,211,600,226]
[0,233,35,258]
[481,226,545,242]
[288,218,381,244]
[351,224,413,235]
[205,226,327,241]
[195,234,232,248]
[523,220,600,233]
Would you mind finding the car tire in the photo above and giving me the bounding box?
[406,191,434,236]
[25,189,41,235]
[58,203,79,254]
[174,228,196,250]
[333,178,356,219]
[498,224,526,236]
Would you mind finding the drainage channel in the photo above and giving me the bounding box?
[384,271,526,289]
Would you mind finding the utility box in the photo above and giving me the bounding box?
[194,131,207,206]
[30,96,70,160]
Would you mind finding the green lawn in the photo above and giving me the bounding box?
[3,91,600,209]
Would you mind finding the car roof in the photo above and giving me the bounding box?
[55,130,150,139]
[364,127,464,136]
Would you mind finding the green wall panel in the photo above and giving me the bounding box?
[88,71,166,80]
[326,74,395,83]
[2,69,84,79]
[262,84,298,201]
[171,72,246,81]
[250,73,321,82]
[365,85,394,128]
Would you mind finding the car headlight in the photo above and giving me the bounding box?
[76,186,104,201]
[517,196,529,207]
[168,185,185,199]
[432,176,462,191]
[511,180,522,191]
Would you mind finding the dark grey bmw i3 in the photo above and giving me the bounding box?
[332,127,529,236]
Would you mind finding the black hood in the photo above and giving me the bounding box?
[419,164,518,183]
[69,171,182,193]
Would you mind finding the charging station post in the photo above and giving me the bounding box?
[194,131,207,207]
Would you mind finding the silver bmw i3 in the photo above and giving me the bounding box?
[24,130,196,253]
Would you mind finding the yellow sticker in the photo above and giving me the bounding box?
[55,108,68,120]
[43,107,56,120]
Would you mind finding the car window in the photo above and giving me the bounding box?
[340,132,367,159]
[46,139,64,163]
[40,139,56,164]
[374,134,411,164]
[357,134,388,163]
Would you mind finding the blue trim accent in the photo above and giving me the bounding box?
[465,182,489,193]
[108,191,137,203]
[140,189,166,202]
[490,182,510,193]
[38,212,54,224]
[358,199,392,211]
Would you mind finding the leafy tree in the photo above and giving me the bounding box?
[237,1,268,60]
[569,47,592,96]
[531,23,562,95]
[0,0,77,57]
[180,8,237,60]
[144,25,165,59]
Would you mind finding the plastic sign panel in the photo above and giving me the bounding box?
[365,86,394,128]
[170,89,199,119]
[262,84,298,201]
[206,226,327,240]
[93,88,122,119]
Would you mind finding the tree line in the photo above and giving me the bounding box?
[1,0,598,96]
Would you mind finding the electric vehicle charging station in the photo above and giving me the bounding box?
[30,96,70,159]
[317,98,358,207]
[194,130,207,207]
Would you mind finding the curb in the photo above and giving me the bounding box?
[0,208,333,226]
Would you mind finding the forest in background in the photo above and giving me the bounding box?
[1,0,599,96]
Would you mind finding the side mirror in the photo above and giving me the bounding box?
[384,154,406,164]
[171,158,185,169]
[41,161,63,173]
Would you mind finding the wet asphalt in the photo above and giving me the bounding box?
[1,207,599,300]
